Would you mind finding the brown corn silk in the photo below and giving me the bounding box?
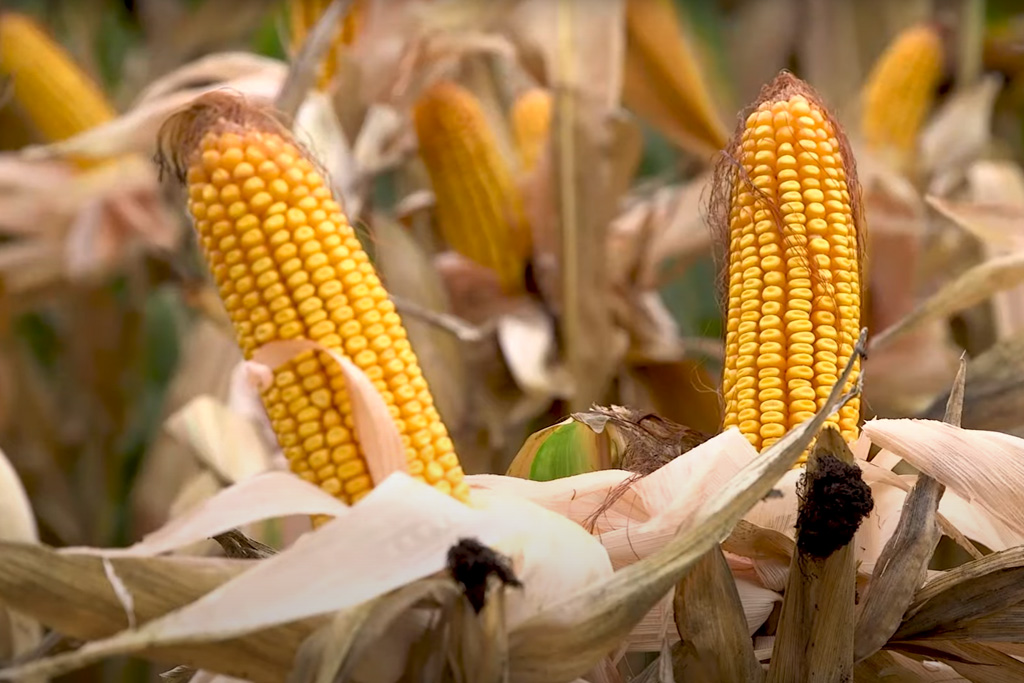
[157,92,469,505]
[711,73,865,464]
[413,80,533,295]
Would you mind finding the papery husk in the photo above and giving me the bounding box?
[0,447,42,681]
[0,544,314,683]
[853,360,964,663]
[671,545,762,682]
[0,472,612,682]
[766,428,865,683]
[862,418,1024,539]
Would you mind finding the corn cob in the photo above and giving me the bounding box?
[158,92,468,505]
[719,73,862,461]
[288,0,364,91]
[623,0,729,158]
[0,12,115,145]
[860,23,944,160]
[511,88,552,173]
[413,81,532,295]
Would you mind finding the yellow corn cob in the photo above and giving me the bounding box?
[511,88,552,173]
[288,0,364,91]
[861,23,944,159]
[158,92,468,505]
[0,12,115,145]
[413,81,532,295]
[719,73,862,462]
[623,0,729,158]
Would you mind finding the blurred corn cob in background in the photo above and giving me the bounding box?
[719,74,862,462]
[413,80,533,295]
[288,0,365,91]
[0,12,115,152]
[511,87,552,173]
[158,92,468,505]
[860,22,945,169]
[622,0,728,159]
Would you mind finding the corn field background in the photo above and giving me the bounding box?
[1,0,1024,681]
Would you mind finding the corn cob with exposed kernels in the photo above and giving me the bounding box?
[288,0,364,91]
[718,73,863,463]
[158,92,468,505]
[861,23,944,160]
[413,81,532,295]
[511,88,552,173]
[0,12,115,147]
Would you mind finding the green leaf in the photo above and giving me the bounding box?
[528,423,595,481]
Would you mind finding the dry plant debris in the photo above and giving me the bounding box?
[0,2,1022,682]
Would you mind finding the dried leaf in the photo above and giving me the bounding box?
[870,251,1024,352]
[766,429,864,683]
[919,76,1003,195]
[496,301,572,399]
[892,641,1024,682]
[918,332,1024,432]
[288,578,459,683]
[927,196,1024,254]
[0,446,40,675]
[65,472,347,558]
[853,361,964,662]
[671,546,762,682]
[892,546,1024,642]
[164,396,273,485]
[0,544,312,683]
[862,419,1024,539]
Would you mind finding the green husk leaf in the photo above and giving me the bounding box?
[504,331,866,683]
[529,422,599,481]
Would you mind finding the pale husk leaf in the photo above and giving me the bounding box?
[870,251,1024,352]
[249,339,406,485]
[853,360,964,662]
[0,447,42,678]
[0,545,314,683]
[504,337,864,682]
[164,396,273,484]
[0,474,610,681]
[60,471,347,558]
[862,419,1024,538]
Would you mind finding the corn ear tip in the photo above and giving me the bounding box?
[411,80,476,128]
[708,70,866,286]
[155,89,291,184]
